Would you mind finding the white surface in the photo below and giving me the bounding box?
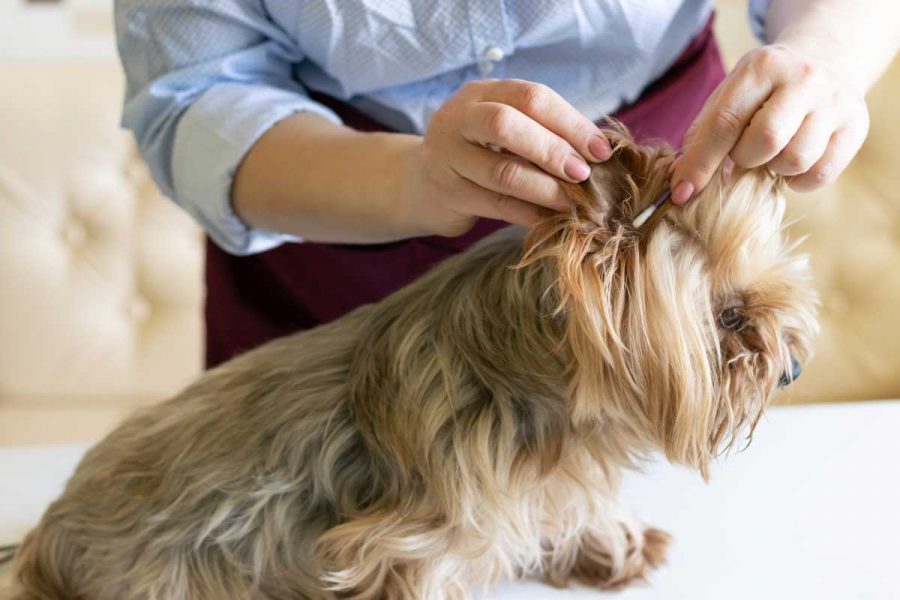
[2,402,899,598]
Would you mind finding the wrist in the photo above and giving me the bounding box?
[389,133,473,239]
[765,0,895,96]
[772,33,863,94]
[381,133,436,238]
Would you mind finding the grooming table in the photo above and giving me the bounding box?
[2,401,899,598]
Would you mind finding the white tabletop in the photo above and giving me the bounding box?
[3,401,899,599]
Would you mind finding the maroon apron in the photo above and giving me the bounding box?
[204,16,725,368]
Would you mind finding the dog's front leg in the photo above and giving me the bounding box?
[541,501,670,591]
[315,508,473,600]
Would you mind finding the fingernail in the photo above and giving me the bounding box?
[588,135,612,161]
[672,180,695,205]
[564,155,591,181]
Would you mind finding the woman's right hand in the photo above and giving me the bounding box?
[403,79,613,237]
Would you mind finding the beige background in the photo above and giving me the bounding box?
[0,2,898,446]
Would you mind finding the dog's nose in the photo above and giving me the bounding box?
[778,357,802,388]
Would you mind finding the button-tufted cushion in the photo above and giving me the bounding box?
[0,63,203,444]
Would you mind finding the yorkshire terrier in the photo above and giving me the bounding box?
[10,128,818,599]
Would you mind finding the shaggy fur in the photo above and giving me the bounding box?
[8,130,818,599]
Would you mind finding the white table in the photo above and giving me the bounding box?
[3,401,899,599]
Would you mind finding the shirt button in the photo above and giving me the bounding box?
[478,45,505,76]
[483,45,505,62]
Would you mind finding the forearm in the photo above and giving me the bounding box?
[765,0,900,93]
[231,113,426,244]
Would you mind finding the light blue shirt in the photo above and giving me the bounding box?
[115,0,771,255]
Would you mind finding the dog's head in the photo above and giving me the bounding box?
[522,128,818,475]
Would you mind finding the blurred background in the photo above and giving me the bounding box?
[1,0,898,446]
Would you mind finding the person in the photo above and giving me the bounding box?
[114,0,898,367]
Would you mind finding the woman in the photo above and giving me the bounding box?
[114,0,897,367]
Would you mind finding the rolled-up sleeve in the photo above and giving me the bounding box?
[748,0,772,44]
[114,0,341,255]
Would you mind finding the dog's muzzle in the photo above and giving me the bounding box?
[778,356,802,388]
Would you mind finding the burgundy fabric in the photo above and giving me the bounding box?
[204,15,726,368]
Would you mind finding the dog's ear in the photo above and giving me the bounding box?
[557,167,621,233]
[557,128,674,234]
[519,127,675,296]
[521,128,674,282]
[518,130,684,431]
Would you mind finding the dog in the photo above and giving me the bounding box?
[9,129,818,599]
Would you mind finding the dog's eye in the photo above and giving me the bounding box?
[718,307,745,331]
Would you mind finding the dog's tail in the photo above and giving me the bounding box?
[3,519,84,600]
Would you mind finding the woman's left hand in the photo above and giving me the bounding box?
[669,44,870,203]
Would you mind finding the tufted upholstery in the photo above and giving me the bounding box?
[0,5,897,446]
[0,63,203,444]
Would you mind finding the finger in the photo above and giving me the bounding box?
[722,155,736,181]
[451,174,555,226]
[788,124,866,192]
[451,141,571,211]
[479,79,612,162]
[729,86,812,169]
[670,70,776,204]
[460,102,591,184]
[768,109,834,176]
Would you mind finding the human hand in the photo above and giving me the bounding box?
[405,79,612,236]
[670,44,870,203]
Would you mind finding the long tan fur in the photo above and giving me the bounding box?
[8,128,818,599]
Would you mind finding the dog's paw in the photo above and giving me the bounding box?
[569,525,671,591]
[640,526,671,570]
